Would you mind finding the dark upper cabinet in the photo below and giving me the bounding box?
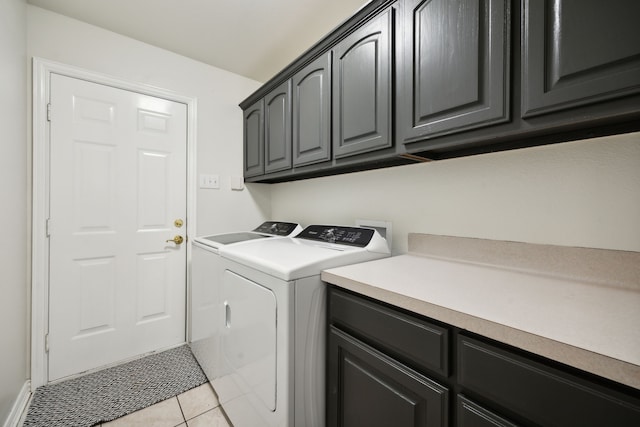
[521,0,640,117]
[292,52,332,167]
[332,7,394,159]
[240,0,640,182]
[243,99,264,178]
[328,326,448,427]
[264,80,292,173]
[398,0,510,145]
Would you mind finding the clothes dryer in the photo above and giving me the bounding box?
[190,221,302,381]
[216,225,390,427]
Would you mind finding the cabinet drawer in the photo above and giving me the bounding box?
[458,335,640,427]
[329,288,449,377]
[457,395,519,427]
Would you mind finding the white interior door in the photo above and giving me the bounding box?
[48,73,187,381]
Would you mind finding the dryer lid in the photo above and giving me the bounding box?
[220,225,390,281]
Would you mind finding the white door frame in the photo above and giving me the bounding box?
[31,57,198,389]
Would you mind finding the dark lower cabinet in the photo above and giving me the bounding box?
[458,335,640,427]
[328,326,448,427]
[521,0,640,117]
[327,287,640,427]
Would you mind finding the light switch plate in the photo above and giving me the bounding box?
[199,174,219,189]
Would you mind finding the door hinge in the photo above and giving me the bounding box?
[45,334,50,353]
[46,218,52,237]
[47,103,52,122]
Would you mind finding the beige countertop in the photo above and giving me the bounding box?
[321,234,640,390]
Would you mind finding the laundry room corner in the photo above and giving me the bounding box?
[0,0,30,426]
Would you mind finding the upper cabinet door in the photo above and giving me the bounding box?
[333,8,394,159]
[522,0,640,117]
[264,80,292,173]
[292,52,332,167]
[398,0,510,145]
[243,99,264,178]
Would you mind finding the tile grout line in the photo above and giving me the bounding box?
[174,395,188,426]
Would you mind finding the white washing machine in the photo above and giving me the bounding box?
[216,225,390,427]
[190,221,302,382]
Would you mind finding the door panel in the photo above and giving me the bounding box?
[48,73,187,381]
[137,151,170,228]
[333,8,393,158]
[522,0,640,117]
[243,100,264,177]
[327,326,448,427]
[265,80,292,173]
[76,257,116,336]
[398,0,510,143]
[221,270,277,412]
[136,252,171,323]
[293,52,332,166]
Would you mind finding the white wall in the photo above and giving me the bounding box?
[27,5,272,236]
[0,0,29,423]
[271,132,640,254]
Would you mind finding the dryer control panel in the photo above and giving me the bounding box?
[296,225,375,247]
[253,221,301,236]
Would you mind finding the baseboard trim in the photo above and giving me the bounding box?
[2,381,31,427]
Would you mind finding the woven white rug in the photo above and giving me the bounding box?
[23,345,207,427]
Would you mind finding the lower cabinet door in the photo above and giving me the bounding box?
[327,326,448,427]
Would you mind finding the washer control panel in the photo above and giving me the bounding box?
[253,221,301,236]
[296,225,375,247]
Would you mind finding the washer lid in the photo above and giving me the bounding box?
[194,221,303,249]
[201,232,270,246]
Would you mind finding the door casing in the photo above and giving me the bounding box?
[31,57,198,388]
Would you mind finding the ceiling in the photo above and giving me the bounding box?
[27,0,369,82]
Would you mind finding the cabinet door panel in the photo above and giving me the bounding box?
[265,80,292,173]
[399,0,510,144]
[293,53,332,166]
[333,8,393,158]
[243,99,264,178]
[328,326,448,427]
[522,0,640,117]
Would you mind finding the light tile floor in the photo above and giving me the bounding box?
[97,383,232,427]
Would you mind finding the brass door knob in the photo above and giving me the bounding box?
[166,235,184,244]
